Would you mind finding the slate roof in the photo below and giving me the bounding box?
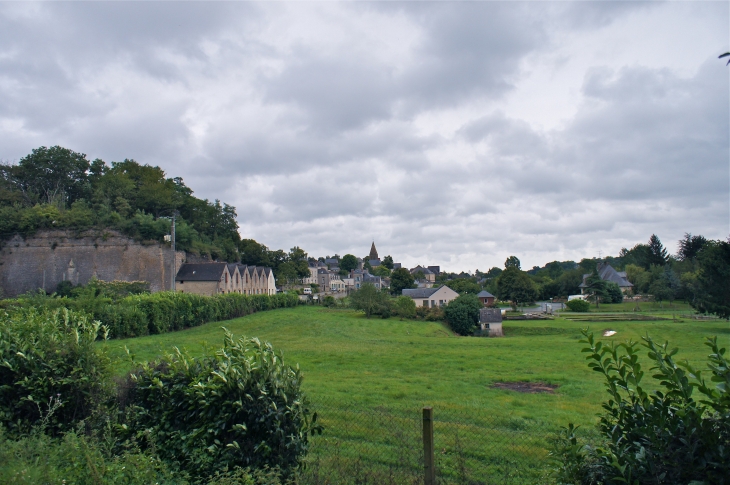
[579,263,633,288]
[477,290,495,298]
[410,266,434,275]
[402,287,440,298]
[176,263,227,282]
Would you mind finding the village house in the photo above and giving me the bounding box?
[175,263,230,296]
[402,285,459,308]
[477,290,496,306]
[410,266,436,288]
[579,262,634,295]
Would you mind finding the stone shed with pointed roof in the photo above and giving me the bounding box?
[175,262,230,296]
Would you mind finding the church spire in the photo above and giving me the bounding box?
[369,241,379,261]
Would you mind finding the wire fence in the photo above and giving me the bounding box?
[298,399,555,485]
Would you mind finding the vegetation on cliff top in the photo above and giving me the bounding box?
[0,146,310,281]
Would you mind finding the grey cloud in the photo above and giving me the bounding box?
[0,2,726,271]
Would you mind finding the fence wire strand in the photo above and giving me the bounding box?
[298,399,554,485]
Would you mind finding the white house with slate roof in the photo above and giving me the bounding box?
[579,262,634,295]
[402,285,459,308]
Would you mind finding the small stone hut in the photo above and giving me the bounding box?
[477,307,503,337]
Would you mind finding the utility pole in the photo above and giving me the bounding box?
[163,212,178,292]
[171,212,176,292]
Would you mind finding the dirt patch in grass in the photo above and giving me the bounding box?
[491,381,559,393]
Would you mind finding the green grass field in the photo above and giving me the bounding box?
[100,306,729,483]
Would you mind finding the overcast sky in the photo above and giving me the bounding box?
[1,1,728,271]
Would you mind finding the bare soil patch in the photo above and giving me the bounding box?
[491,381,558,393]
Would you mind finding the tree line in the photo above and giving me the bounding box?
[0,146,310,283]
[427,233,728,319]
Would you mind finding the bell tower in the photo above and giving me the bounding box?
[369,242,379,261]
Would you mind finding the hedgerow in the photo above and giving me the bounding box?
[1,291,300,339]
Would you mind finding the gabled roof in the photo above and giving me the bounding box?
[477,290,495,298]
[402,287,440,298]
[579,263,633,288]
[227,263,239,274]
[176,263,227,282]
[410,265,433,275]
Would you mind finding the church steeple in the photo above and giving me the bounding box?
[369,241,379,261]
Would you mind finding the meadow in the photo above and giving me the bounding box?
[101,306,728,483]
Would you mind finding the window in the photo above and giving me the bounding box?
[431,300,435,307]
[423,300,429,307]
[225,273,228,284]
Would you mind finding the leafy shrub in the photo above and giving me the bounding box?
[551,331,730,484]
[414,305,445,321]
[350,284,392,318]
[565,299,590,312]
[322,295,336,307]
[0,308,112,437]
[0,428,183,484]
[120,330,320,480]
[604,282,623,304]
[394,296,416,319]
[444,294,482,335]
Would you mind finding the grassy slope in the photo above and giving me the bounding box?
[101,305,729,428]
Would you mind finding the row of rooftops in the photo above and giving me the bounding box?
[175,262,272,282]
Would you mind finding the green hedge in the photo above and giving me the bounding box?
[0,308,113,437]
[1,291,300,339]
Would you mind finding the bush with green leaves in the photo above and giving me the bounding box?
[349,283,392,318]
[565,299,590,312]
[119,330,320,480]
[604,282,623,304]
[414,305,445,321]
[551,330,730,484]
[444,294,482,335]
[393,295,416,319]
[0,428,183,485]
[0,308,113,437]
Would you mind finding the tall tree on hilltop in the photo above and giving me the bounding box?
[647,234,669,266]
[504,256,521,270]
[4,146,91,206]
[677,233,708,261]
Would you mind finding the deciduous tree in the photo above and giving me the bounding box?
[389,268,416,295]
[340,254,358,272]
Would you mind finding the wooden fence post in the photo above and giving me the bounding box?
[423,406,436,485]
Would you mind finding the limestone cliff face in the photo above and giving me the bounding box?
[0,230,186,297]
